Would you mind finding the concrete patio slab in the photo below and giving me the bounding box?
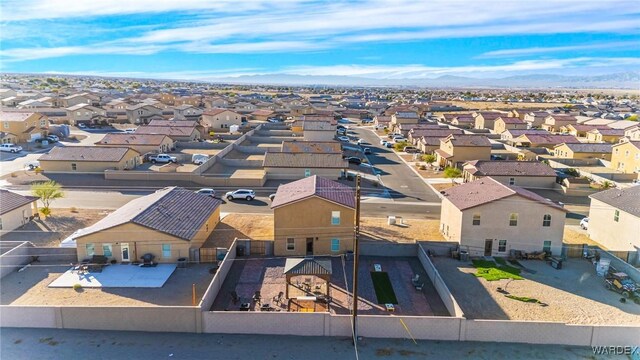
[49,264,177,288]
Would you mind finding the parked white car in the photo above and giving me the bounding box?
[196,188,216,197]
[225,189,256,201]
[123,128,137,134]
[0,143,22,153]
[337,136,350,142]
[580,217,589,230]
[192,154,210,165]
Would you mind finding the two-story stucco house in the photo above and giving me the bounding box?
[440,177,567,257]
[201,109,243,132]
[0,111,49,143]
[610,139,640,176]
[125,104,163,124]
[65,104,108,125]
[435,134,492,168]
[271,176,355,256]
[587,186,640,264]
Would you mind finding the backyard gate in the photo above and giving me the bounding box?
[249,240,274,256]
[199,248,219,263]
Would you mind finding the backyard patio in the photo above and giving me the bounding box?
[49,264,177,288]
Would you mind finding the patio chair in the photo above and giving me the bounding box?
[411,274,421,287]
[88,255,108,273]
[273,291,284,305]
[252,291,262,305]
[231,291,240,304]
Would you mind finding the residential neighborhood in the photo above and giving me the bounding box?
[1,1,639,357]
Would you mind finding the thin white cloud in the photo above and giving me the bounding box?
[479,41,640,58]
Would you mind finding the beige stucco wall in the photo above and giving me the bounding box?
[494,120,526,134]
[274,197,355,256]
[587,198,640,252]
[1,113,48,142]
[441,195,565,256]
[202,111,242,130]
[265,167,344,180]
[40,150,141,172]
[611,141,640,174]
[0,203,35,233]
[474,116,496,130]
[466,174,556,189]
[438,141,491,168]
[554,144,612,160]
[75,207,219,262]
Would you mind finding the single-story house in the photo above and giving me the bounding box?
[74,187,221,263]
[302,121,336,141]
[281,140,342,154]
[462,160,557,189]
[263,152,347,180]
[39,146,141,172]
[0,189,39,233]
[95,133,175,155]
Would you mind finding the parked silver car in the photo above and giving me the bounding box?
[225,189,256,201]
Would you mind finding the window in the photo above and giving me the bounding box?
[498,240,507,252]
[509,213,518,226]
[331,239,340,252]
[162,244,171,258]
[3,122,8,129]
[614,210,619,222]
[102,244,112,257]
[304,169,311,177]
[331,211,341,225]
[508,177,516,185]
[286,238,295,251]
[543,241,552,253]
[71,163,77,171]
[40,119,46,127]
[472,213,481,226]
[86,243,95,256]
[542,214,551,227]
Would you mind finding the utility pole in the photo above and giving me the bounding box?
[352,174,361,344]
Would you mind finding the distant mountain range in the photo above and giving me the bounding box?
[212,71,640,89]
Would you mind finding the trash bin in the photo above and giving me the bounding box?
[177,257,187,268]
[236,245,245,257]
[346,251,354,261]
[460,250,469,261]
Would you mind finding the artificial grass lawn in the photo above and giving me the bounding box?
[370,272,398,304]
[505,294,542,304]
[472,259,523,281]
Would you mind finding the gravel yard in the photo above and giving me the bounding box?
[360,218,444,242]
[0,208,110,247]
[0,262,214,306]
[432,257,640,325]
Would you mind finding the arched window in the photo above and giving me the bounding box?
[543,214,551,227]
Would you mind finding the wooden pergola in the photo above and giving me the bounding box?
[283,258,332,299]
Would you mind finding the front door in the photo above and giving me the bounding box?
[121,243,130,262]
[484,239,493,256]
[306,238,314,256]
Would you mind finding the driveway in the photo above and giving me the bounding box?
[351,127,441,203]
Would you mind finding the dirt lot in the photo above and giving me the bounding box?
[444,101,566,111]
[0,263,214,306]
[0,208,110,247]
[204,214,274,249]
[361,218,444,242]
[563,227,603,247]
[433,257,640,325]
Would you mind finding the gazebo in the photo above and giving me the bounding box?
[283,257,332,299]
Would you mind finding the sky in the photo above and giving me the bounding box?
[1,0,639,81]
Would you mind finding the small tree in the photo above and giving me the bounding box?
[443,167,462,184]
[394,141,409,152]
[31,181,64,216]
[421,154,436,164]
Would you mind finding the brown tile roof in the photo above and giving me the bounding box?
[464,160,556,177]
[251,109,275,116]
[0,189,38,215]
[558,143,613,153]
[497,117,525,124]
[0,111,36,122]
[263,153,347,168]
[39,146,139,162]
[589,128,625,136]
[76,187,221,241]
[374,115,392,123]
[203,108,239,116]
[477,112,505,119]
[134,126,196,137]
[590,186,640,218]
[411,129,464,138]
[281,140,342,154]
[271,175,355,209]
[96,134,171,146]
[503,129,549,137]
[442,134,491,147]
[442,177,566,211]
[518,134,580,145]
[147,120,198,127]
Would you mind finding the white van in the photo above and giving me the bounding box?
[192,154,210,165]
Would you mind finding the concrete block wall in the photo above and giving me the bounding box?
[0,242,34,279]
[199,241,237,311]
[417,243,464,317]
[462,320,593,346]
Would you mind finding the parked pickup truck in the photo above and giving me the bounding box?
[0,143,23,153]
[149,154,177,164]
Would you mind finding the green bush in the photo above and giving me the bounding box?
[393,141,409,151]
[421,154,436,163]
[73,283,82,291]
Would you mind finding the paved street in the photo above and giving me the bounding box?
[0,328,610,360]
[352,127,441,203]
